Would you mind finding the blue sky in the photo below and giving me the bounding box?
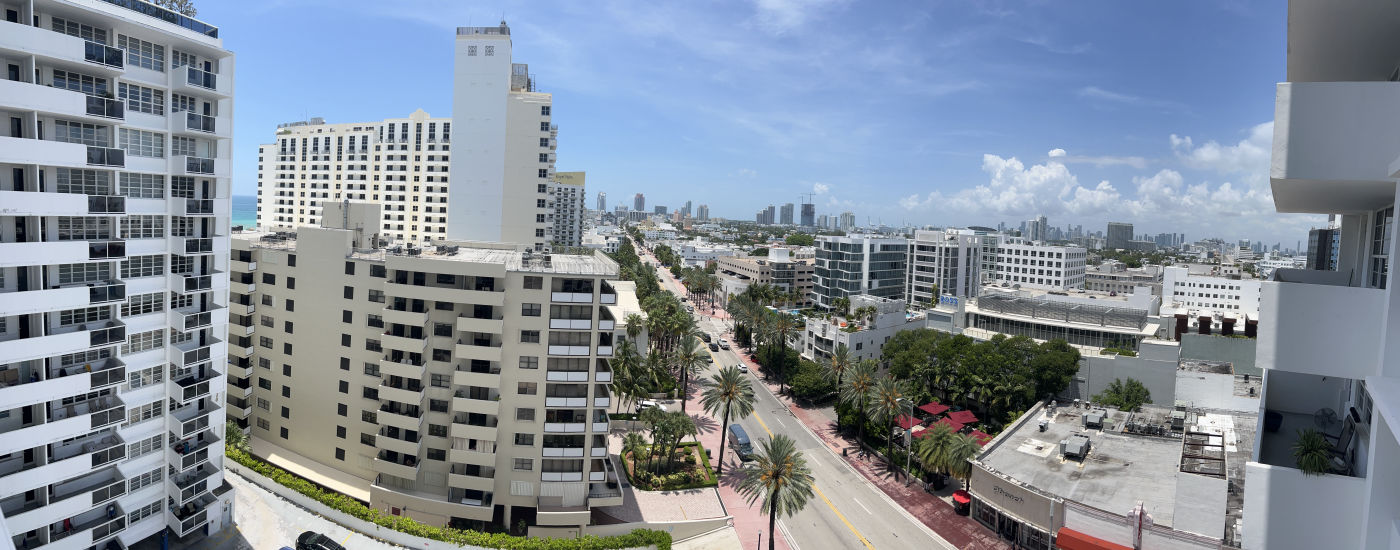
[207,0,1319,247]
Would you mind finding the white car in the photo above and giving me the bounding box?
[718,339,731,350]
[636,400,668,414]
[736,364,748,373]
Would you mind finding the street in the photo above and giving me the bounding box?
[640,243,955,550]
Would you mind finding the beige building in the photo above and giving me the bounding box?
[228,202,631,532]
[550,172,585,248]
[716,250,815,308]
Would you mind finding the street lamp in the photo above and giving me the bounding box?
[897,397,914,487]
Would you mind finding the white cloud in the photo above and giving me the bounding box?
[812,182,830,194]
[896,122,1323,242]
[1077,86,1190,113]
[734,168,758,178]
[751,0,846,34]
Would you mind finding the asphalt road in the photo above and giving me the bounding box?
[641,244,954,550]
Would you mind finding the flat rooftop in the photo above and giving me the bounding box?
[978,403,1255,539]
[233,228,617,276]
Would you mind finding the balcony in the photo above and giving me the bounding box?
[544,422,587,433]
[174,65,231,97]
[172,155,228,177]
[549,318,593,330]
[175,236,215,255]
[378,381,425,407]
[593,396,611,408]
[173,110,218,136]
[169,464,218,505]
[0,189,123,217]
[86,146,124,168]
[376,434,422,457]
[177,198,216,216]
[454,365,501,388]
[456,315,504,333]
[597,345,614,357]
[456,340,503,362]
[0,279,125,317]
[0,240,108,269]
[0,320,125,364]
[540,470,583,482]
[0,358,125,411]
[448,468,495,492]
[547,345,591,357]
[0,22,123,74]
[1258,270,1384,380]
[172,401,215,439]
[169,337,220,368]
[168,434,217,472]
[453,389,500,416]
[372,452,419,480]
[168,305,216,333]
[168,494,215,537]
[382,307,428,327]
[1271,81,1400,213]
[551,291,594,303]
[168,365,218,404]
[545,370,589,382]
[380,355,426,379]
[227,377,252,398]
[377,403,425,432]
[535,497,589,526]
[384,280,506,306]
[0,431,122,498]
[449,445,497,466]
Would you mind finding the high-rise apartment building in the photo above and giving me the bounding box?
[838,211,856,231]
[228,203,630,532]
[696,204,709,222]
[800,203,815,227]
[994,237,1087,290]
[1106,222,1133,250]
[652,205,666,216]
[632,193,644,213]
[1305,227,1339,270]
[1244,3,1400,547]
[779,203,794,225]
[907,230,982,302]
[448,23,557,251]
[0,2,236,547]
[595,192,606,213]
[549,172,585,247]
[812,235,908,308]
[681,200,691,218]
[257,110,453,243]
[1021,215,1047,242]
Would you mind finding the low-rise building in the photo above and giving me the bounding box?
[963,286,1161,352]
[802,295,923,364]
[1083,261,1162,295]
[907,229,983,303]
[994,237,1087,291]
[1160,265,1262,334]
[716,250,815,308]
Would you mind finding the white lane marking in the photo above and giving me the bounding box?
[853,498,872,515]
[777,519,802,550]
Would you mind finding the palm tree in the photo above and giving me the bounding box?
[622,432,648,473]
[826,343,852,389]
[675,335,708,413]
[624,313,646,342]
[868,376,907,457]
[701,366,756,475]
[738,435,816,550]
[770,313,796,394]
[943,433,982,486]
[832,296,851,317]
[840,360,879,446]
[914,421,957,475]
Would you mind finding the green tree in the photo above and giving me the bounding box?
[943,433,982,484]
[152,0,197,16]
[789,359,836,401]
[914,421,957,475]
[826,343,853,389]
[784,233,814,246]
[841,361,878,444]
[701,366,756,475]
[738,435,816,550]
[622,432,649,471]
[1094,378,1152,411]
[868,376,908,457]
[225,423,248,452]
[675,335,708,413]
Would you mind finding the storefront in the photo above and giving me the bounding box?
[970,466,1060,549]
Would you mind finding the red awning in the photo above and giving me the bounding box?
[1056,528,1133,550]
[896,415,921,430]
[947,410,979,424]
[918,402,950,416]
[933,417,965,433]
[951,489,971,504]
[969,430,993,446]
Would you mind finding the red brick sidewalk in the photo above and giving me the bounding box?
[726,335,1011,550]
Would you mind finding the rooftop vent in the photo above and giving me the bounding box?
[1061,434,1091,459]
[1083,409,1108,429]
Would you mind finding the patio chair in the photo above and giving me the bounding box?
[1322,415,1356,458]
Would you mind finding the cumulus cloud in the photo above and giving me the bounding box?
[897,122,1322,241]
[812,182,830,194]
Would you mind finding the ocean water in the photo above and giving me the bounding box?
[232,195,256,228]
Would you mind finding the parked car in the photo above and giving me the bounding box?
[297,532,345,550]
[637,400,668,414]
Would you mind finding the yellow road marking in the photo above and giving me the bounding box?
[753,414,875,549]
[342,533,354,545]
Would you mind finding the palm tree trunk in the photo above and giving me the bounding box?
[681,369,689,414]
[768,488,778,550]
[717,410,730,475]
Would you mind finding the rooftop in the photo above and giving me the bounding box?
[977,402,1255,539]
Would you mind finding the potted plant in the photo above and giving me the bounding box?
[1293,428,1333,475]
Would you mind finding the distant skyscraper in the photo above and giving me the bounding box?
[634,193,645,212]
[683,200,692,217]
[801,203,816,226]
[1106,222,1133,250]
[818,214,830,228]
[697,204,710,221]
[1022,215,1048,241]
[839,211,856,230]
[654,205,667,216]
[780,203,795,225]
[597,191,607,212]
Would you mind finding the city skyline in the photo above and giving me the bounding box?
[204,0,1317,244]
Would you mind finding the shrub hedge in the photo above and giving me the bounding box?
[226,448,671,550]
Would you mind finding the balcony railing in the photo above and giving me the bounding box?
[85,95,124,119]
[88,240,126,260]
[88,321,125,347]
[185,111,215,133]
[86,146,124,167]
[88,281,127,304]
[83,40,123,68]
[184,198,215,215]
[185,156,215,174]
[185,66,217,90]
[87,195,125,214]
[183,238,214,255]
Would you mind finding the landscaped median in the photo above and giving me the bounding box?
[225,447,672,550]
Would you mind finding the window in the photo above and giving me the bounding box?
[363,387,378,399]
[430,399,449,412]
[467,45,477,56]
[124,400,163,426]
[519,356,538,369]
[366,339,381,352]
[513,458,533,471]
[371,265,387,278]
[286,299,295,312]
[361,433,375,446]
[335,448,345,461]
[52,69,108,96]
[425,448,446,461]
[484,45,495,56]
[258,377,271,390]
[262,273,276,285]
[280,427,289,439]
[284,343,293,355]
[54,120,107,147]
[257,418,270,431]
[517,382,537,395]
[127,435,162,460]
[118,34,165,71]
[284,320,294,333]
[344,286,354,299]
[56,168,110,195]
[429,424,448,437]
[345,261,356,275]
[120,173,165,199]
[521,330,540,343]
[430,373,450,388]
[57,262,109,285]
[52,16,108,42]
[368,290,385,303]
[541,106,551,116]
[288,254,297,267]
[514,433,534,446]
[257,398,269,410]
[522,303,541,316]
[341,334,352,347]
[259,336,273,349]
[122,292,164,316]
[118,82,164,115]
[364,362,380,377]
[126,365,162,390]
[171,136,196,157]
[119,128,164,158]
[280,405,290,418]
[516,407,536,421]
[120,215,164,238]
[122,329,164,354]
[127,500,162,527]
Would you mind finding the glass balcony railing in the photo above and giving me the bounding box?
[184,198,214,215]
[88,281,126,304]
[183,238,214,255]
[184,156,215,174]
[88,322,125,347]
[185,66,217,90]
[87,195,126,214]
[86,146,124,167]
[185,111,215,133]
[88,240,126,260]
[83,40,123,68]
[85,95,124,119]
[99,0,219,37]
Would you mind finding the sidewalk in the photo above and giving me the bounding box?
[723,330,1011,550]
